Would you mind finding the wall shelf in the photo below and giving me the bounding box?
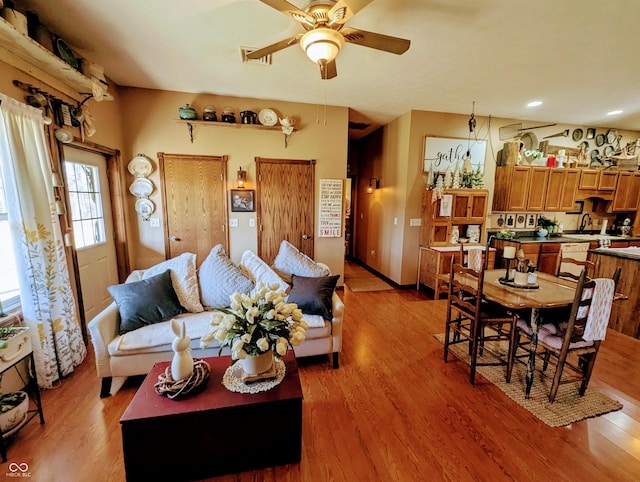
[175,119,291,144]
[0,16,110,102]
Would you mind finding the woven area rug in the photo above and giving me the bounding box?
[344,277,393,292]
[435,333,623,427]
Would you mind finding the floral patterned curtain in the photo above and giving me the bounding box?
[0,93,86,388]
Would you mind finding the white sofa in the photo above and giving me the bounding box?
[88,246,344,397]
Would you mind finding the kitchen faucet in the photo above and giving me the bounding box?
[579,213,592,233]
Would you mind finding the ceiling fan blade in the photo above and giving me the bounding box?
[258,0,316,27]
[341,27,410,55]
[319,59,338,80]
[246,35,302,60]
[327,0,374,26]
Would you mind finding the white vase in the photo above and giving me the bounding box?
[514,271,528,286]
[241,350,274,375]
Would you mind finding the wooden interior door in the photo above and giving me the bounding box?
[256,157,315,264]
[158,153,228,265]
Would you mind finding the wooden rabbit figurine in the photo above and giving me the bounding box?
[171,319,193,381]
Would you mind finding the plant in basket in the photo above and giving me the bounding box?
[200,282,308,364]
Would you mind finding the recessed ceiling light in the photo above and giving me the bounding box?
[606,110,623,116]
[527,101,543,107]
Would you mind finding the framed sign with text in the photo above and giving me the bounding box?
[318,179,343,238]
[422,136,486,174]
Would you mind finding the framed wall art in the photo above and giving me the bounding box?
[230,189,255,212]
[422,136,487,174]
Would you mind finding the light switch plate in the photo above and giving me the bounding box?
[229,218,238,228]
[249,218,255,228]
[149,218,160,228]
[409,218,422,227]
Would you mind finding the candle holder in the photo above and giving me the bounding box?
[499,258,514,283]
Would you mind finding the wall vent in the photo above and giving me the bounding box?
[240,47,272,65]
[348,121,371,130]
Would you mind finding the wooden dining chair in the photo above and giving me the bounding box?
[444,258,518,384]
[507,268,617,402]
[556,257,595,281]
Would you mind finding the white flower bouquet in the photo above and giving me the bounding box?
[200,282,308,362]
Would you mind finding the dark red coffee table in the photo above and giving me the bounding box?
[120,352,303,481]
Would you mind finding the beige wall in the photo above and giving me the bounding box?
[1,62,348,284]
[356,109,640,286]
[118,88,348,281]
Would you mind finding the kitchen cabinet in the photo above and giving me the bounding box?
[538,243,561,274]
[612,172,640,212]
[451,191,487,224]
[493,166,578,212]
[577,169,619,200]
[526,168,550,211]
[420,189,488,246]
[492,166,531,211]
[544,168,579,212]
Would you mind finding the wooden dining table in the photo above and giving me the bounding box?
[473,269,578,398]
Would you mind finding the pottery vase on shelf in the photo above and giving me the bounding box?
[450,225,460,244]
[178,104,197,120]
[241,350,274,375]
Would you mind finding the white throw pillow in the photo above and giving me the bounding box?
[142,252,204,313]
[273,240,330,282]
[239,250,289,292]
[199,245,253,309]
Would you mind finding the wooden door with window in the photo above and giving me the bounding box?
[62,146,119,324]
[256,157,315,264]
[158,153,228,265]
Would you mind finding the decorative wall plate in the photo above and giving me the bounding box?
[135,198,155,219]
[128,154,153,177]
[572,128,583,141]
[129,177,153,197]
[579,140,589,153]
[258,108,277,126]
[606,129,618,144]
[603,145,614,158]
[595,133,606,147]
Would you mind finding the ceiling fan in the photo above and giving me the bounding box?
[246,0,411,79]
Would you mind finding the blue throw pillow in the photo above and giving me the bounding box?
[287,274,340,320]
[108,270,186,335]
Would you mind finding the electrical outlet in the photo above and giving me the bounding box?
[229,218,238,228]
[394,217,398,225]
[149,218,160,228]
[249,218,255,228]
[409,218,422,227]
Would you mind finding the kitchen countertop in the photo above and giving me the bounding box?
[589,246,640,261]
[489,231,640,244]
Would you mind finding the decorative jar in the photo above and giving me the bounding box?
[178,104,197,120]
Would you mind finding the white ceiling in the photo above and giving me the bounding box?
[18,0,640,139]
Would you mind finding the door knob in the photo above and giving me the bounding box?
[170,236,181,242]
[302,234,312,240]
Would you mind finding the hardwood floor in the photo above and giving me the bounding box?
[8,265,640,481]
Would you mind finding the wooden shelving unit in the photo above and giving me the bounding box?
[0,16,110,102]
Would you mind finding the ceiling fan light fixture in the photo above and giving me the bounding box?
[300,27,344,64]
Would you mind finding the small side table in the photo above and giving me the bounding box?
[120,352,303,481]
[0,329,45,462]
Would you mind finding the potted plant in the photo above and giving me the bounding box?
[0,391,29,435]
[200,282,308,375]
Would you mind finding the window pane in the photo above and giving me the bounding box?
[0,169,20,310]
[65,161,106,249]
